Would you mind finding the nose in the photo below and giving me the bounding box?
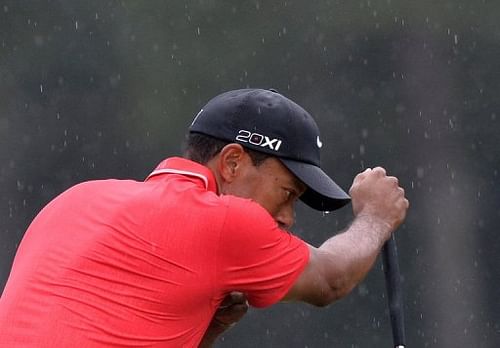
[275,206,295,230]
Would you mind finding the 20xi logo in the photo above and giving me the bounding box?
[236,130,283,151]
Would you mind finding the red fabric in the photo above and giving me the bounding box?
[0,157,309,347]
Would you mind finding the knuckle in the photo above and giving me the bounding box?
[354,172,367,182]
[389,176,399,185]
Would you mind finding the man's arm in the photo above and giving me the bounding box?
[199,292,248,348]
[283,167,409,306]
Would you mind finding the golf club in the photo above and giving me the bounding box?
[382,234,406,348]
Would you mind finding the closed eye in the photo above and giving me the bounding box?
[283,188,297,201]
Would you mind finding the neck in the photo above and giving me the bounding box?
[205,158,224,195]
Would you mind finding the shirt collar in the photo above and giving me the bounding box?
[146,157,219,193]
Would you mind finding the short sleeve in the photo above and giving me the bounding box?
[217,196,309,308]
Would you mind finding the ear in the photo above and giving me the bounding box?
[217,143,248,183]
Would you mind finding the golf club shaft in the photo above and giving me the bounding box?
[382,234,406,348]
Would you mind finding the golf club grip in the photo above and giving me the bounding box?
[382,234,406,348]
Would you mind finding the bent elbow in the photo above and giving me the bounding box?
[313,281,356,307]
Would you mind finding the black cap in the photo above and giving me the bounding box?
[189,88,350,211]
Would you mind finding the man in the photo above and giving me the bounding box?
[0,89,409,347]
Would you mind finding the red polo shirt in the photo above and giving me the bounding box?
[0,157,309,347]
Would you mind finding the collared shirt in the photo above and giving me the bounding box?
[0,157,309,347]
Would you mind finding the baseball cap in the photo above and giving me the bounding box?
[189,88,350,211]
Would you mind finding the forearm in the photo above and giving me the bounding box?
[284,167,408,306]
[198,292,248,347]
[198,321,231,348]
[319,214,392,297]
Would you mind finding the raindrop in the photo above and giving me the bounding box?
[75,21,78,30]
[358,283,369,296]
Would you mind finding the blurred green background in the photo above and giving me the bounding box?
[1,1,499,346]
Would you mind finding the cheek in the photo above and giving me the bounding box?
[255,186,285,216]
[241,171,284,216]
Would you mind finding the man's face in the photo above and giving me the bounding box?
[225,156,307,230]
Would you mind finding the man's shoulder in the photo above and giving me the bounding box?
[219,195,276,229]
[59,178,143,202]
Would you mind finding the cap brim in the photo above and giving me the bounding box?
[280,159,351,211]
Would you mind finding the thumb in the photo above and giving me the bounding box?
[352,168,372,185]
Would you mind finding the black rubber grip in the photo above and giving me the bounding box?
[382,234,406,347]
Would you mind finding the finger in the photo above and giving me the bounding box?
[219,292,247,308]
[353,168,372,185]
[372,166,387,177]
[215,303,249,323]
[403,198,410,209]
[217,302,249,316]
[228,292,246,304]
[228,291,246,303]
[387,176,399,187]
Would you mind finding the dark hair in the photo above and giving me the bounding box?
[184,133,269,166]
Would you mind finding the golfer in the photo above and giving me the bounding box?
[0,89,409,347]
